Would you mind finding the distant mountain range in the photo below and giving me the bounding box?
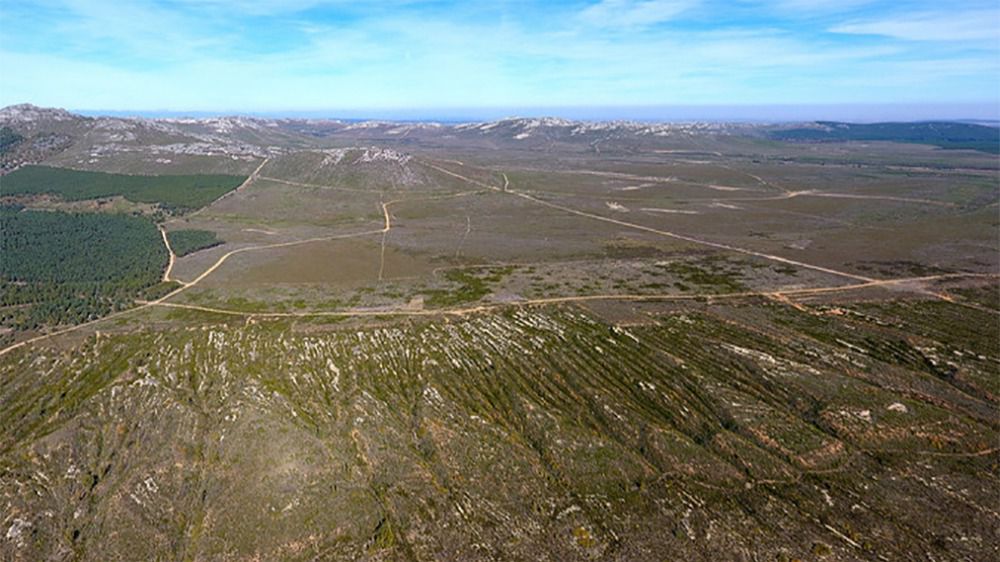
[768,121,1000,154]
[2,103,997,175]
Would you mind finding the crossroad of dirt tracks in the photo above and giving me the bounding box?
[1,159,995,357]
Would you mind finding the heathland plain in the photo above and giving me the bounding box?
[0,104,998,561]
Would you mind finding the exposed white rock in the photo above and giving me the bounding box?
[355,147,411,165]
[0,103,77,123]
[6,518,31,548]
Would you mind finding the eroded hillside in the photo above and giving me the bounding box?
[2,296,997,561]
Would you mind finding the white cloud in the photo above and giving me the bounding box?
[579,0,698,28]
[761,0,878,13]
[2,1,997,110]
[169,0,418,17]
[0,22,933,111]
[50,0,230,61]
[831,9,1000,41]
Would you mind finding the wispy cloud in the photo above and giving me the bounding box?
[831,8,1000,41]
[578,0,699,28]
[0,0,997,111]
[759,0,879,14]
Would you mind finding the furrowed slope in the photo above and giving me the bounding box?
[1,299,996,561]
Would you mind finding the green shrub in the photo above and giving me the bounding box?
[167,229,222,256]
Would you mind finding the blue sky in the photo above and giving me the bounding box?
[1,1,998,118]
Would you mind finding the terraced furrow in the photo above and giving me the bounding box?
[1,300,997,561]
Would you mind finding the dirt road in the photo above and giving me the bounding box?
[167,157,271,225]
[136,272,998,319]
[158,225,177,283]
[425,163,874,283]
[0,159,990,358]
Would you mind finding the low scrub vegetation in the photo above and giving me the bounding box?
[0,126,23,155]
[1,301,995,560]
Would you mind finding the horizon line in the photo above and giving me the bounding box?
[6,101,997,124]
[61,102,1000,125]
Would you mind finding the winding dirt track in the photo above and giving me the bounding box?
[377,188,486,282]
[158,225,177,283]
[0,228,388,357]
[0,159,994,358]
[166,157,271,225]
[172,229,387,290]
[135,272,998,319]
[712,190,955,207]
[259,176,367,192]
[0,183,485,356]
[486,166,955,207]
[425,163,875,282]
